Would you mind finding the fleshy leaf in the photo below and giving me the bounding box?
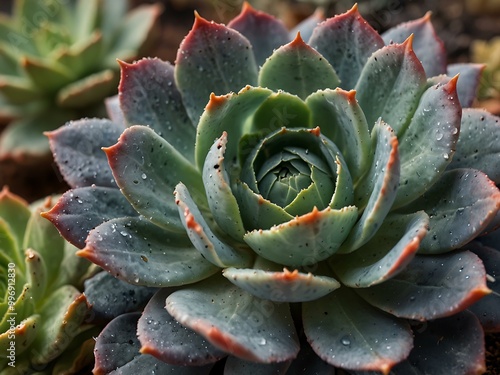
[448,109,500,184]
[138,288,227,365]
[21,56,72,92]
[224,355,291,374]
[41,186,138,249]
[290,8,324,42]
[79,217,219,287]
[303,287,413,373]
[84,271,157,323]
[306,88,371,183]
[356,251,490,320]
[166,275,300,363]
[0,315,40,358]
[398,169,500,254]
[104,125,203,231]
[118,58,195,162]
[340,120,400,253]
[223,262,340,302]
[228,2,290,66]
[202,132,245,241]
[447,63,485,107]
[333,211,428,288]
[394,76,462,208]
[258,33,340,100]
[174,183,253,268]
[286,342,335,374]
[244,206,358,267]
[382,12,447,77]
[308,4,385,90]
[47,118,125,188]
[105,95,126,128]
[355,37,427,134]
[175,13,258,124]
[0,187,31,251]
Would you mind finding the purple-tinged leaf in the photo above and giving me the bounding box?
[47,118,125,188]
[137,288,226,365]
[166,275,300,363]
[398,169,500,254]
[84,271,157,323]
[355,37,427,134]
[303,287,413,373]
[394,76,462,208]
[467,241,500,331]
[175,13,258,124]
[382,12,447,77]
[356,251,490,321]
[118,58,195,162]
[340,120,400,253]
[224,355,291,373]
[308,4,385,90]
[448,109,500,184]
[290,8,324,42]
[79,217,219,287]
[447,63,485,107]
[41,186,138,249]
[105,95,127,128]
[104,125,204,232]
[258,33,339,100]
[228,2,290,66]
[334,211,428,288]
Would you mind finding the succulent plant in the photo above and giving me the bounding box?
[472,37,500,102]
[43,4,500,374]
[0,187,96,374]
[0,0,160,161]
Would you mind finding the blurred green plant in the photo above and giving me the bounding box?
[472,37,500,101]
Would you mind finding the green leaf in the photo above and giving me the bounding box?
[166,275,300,363]
[394,76,462,208]
[340,120,400,253]
[448,109,500,184]
[55,31,103,77]
[398,169,500,254]
[118,58,195,163]
[104,125,203,232]
[306,88,371,183]
[0,76,41,104]
[308,4,385,90]
[174,183,253,268]
[244,205,358,267]
[95,0,129,47]
[333,211,428,288]
[303,287,413,373]
[0,314,40,357]
[0,188,31,255]
[80,217,218,287]
[259,33,339,100]
[21,56,73,92]
[24,249,47,302]
[355,37,427,133]
[175,13,258,124]
[137,288,226,365]
[357,251,490,320]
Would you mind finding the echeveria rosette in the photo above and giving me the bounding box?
[43,4,500,374]
[0,0,161,161]
[0,188,94,374]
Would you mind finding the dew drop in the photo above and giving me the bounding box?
[340,335,351,346]
[141,173,147,180]
[436,132,443,141]
[259,338,267,345]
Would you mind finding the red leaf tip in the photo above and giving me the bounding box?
[403,34,415,53]
[290,31,305,47]
[443,74,459,96]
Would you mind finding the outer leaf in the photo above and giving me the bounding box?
[333,212,428,288]
[175,13,258,124]
[42,186,138,249]
[308,4,385,90]
[447,63,485,107]
[228,2,290,66]
[398,169,500,254]
[394,76,462,208]
[382,12,447,77]
[104,125,203,231]
[79,217,219,287]
[244,206,358,267]
[340,120,400,253]
[290,8,324,42]
[303,287,413,373]
[138,288,226,365]
[47,118,125,189]
[356,251,490,320]
[0,187,31,251]
[0,315,40,358]
[355,37,427,134]
[105,95,126,128]
[166,275,300,363]
[306,88,371,183]
[258,33,340,100]
[21,57,72,91]
[118,58,195,162]
[448,109,500,184]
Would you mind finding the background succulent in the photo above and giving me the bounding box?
[43,4,500,374]
[0,188,96,374]
[0,0,160,161]
[472,37,500,103]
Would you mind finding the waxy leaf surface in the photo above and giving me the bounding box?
[447,63,484,107]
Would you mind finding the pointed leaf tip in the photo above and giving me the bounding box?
[291,31,304,46]
[444,74,459,94]
[205,92,230,112]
